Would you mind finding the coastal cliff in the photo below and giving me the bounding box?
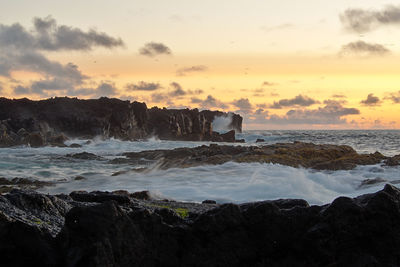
[0,97,243,147]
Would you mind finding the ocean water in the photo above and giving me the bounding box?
[0,130,399,205]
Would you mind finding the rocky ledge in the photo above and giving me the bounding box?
[0,97,243,147]
[111,141,400,171]
[1,185,400,266]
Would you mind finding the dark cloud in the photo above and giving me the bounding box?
[71,82,118,98]
[386,91,400,103]
[360,93,381,106]
[190,95,227,109]
[169,82,186,96]
[232,98,252,113]
[0,17,123,97]
[262,81,276,86]
[0,16,124,51]
[176,65,208,76]
[139,42,172,57]
[13,85,30,95]
[323,99,347,105]
[340,5,400,33]
[126,81,161,91]
[339,41,390,57]
[151,93,168,103]
[270,95,319,109]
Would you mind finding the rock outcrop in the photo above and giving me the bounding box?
[0,97,243,147]
[1,185,400,266]
[112,141,396,171]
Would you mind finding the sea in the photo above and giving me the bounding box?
[1,130,399,205]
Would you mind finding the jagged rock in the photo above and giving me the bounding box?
[1,186,400,265]
[130,190,152,200]
[117,142,390,171]
[69,191,131,204]
[385,155,400,166]
[27,133,45,147]
[0,97,243,146]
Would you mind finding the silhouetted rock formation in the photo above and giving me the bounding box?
[1,185,400,266]
[111,141,396,171]
[0,97,243,147]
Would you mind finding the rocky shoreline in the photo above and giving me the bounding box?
[110,141,400,171]
[0,97,243,147]
[1,185,400,266]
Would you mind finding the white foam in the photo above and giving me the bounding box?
[212,113,233,133]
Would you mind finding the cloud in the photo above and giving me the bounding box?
[262,81,276,86]
[386,91,400,103]
[191,95,227,109]
[339,41,390,57]
[71,82,118,97]
[176,65,208,76]
[169,82,186,96]
[232,98,253,113]
[126,81,161,91]
[267,102,360,125]
[0,16,124,51]
[13,85,30,95]
[340,5,400,33]
[139,42,172,57]
[360,93,381,106]
[270,94,319,109]
[332,94,346,98]
[0,17,123,97]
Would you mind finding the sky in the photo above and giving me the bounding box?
[0,0,400,129]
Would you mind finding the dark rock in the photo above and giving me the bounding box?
[73,176,85,181]
[256,138,265,143]
[69,143,82,148]
[65,152,103,160]
[385,155,400,166]
[202,200,217,204]
[130,190,152,200]
[235,139,245,143]
[116,142,390,171]
[27,133,45,147]
[359,177,387,188]
[0,97,243,146]
[69,191,131,204]
[1,186,400,265]
[0,177,53,192]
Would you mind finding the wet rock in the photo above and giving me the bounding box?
[0,177,53,192]
[65,152,103,160]
[202,200,217,204]
[73,176,85,181]
[69,191,131,204]
[256,138,265,143]
[116,142,390,171]
[27,132,45,147]
[69,143,82,148]
[385,155,400,166]
[130,190,152,200]
[359,177,387,188]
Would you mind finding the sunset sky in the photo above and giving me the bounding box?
[1,0,400,129]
